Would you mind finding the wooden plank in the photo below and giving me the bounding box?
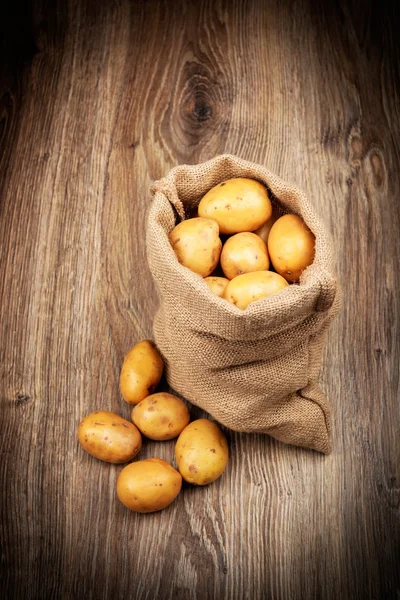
[0,0,399,598]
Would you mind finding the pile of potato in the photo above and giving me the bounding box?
[78,341,228,513]
[169,177,315,309]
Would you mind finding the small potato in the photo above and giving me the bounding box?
[223,271,289,309]
[204,276,229,297]
[253,212,277,244]
[198,178,272,234]
[175,419,228,485]
[220,232,269,280]
[132,392,190,440]
[169,217,222,277]
[117,458,182,513]
[268,214,315,282]
[78,411,142,463]
[120,340,164,405]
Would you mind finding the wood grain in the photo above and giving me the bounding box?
[1,0,399,598]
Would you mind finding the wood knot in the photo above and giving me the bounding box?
[369,151,385,188]
[183,93,213,125]
[192,99,212,122]
[16,393,30,404]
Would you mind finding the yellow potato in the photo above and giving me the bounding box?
[223,271,289,309]
[198,178,272,234]
[120,340,164,405]
[117,459,182,513]
[175,419,228,485]
[169,217,222,277]
[220,232,269,280]
[132,392,190,440]
[204,276,229,297]
[253,212,277,244]
[268,214,315,282]
[78,411,142,463]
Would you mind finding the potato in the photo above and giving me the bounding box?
[117,458,182,513]
[253,212,277,244]
[78,410,142,463]
[175,419,228,485]
[268,214,315,282]
[169,217,222,277]
[132,392,190,440]
[120,340,164,405]
[204,276,229,297]
[223,271,289,309]
[198,178,272,234]
[220,232,269,280]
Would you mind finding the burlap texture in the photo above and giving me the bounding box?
[147,154,341,454]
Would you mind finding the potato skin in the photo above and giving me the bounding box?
[175,419,228,485]
[169,217,222,277]
[204,276,229,297]
[132,393,190,440]
[198,178,272,235]
[223,271,289,309]
[120,340,164,405]
[268,214,315,282]
[220,232,269,280]
[78,411,142,463]
[117,459,182,513]
[253,212,277,244]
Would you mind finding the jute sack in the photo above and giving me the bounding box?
[147,155,340,454]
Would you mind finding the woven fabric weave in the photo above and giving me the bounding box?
[147,155,340,454]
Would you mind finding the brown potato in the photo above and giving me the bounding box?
[198,178,272,234]
[120,340,164,405]
[117,459,182,513]
[132,392,190,440]
[169,217,222,277]
[253,212,277,244]
[204,276,229,297]
[268,214,315,282]
[175,419,228,485]
[220,232,270,280]
[223,271,289,309]
[78,411,142,463]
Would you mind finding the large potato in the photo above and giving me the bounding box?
[175,419,228,485]
[120,340,164,405]
[78,411,142,463]
[220,232,269,280]
[223,271,289,309]
[253,212,277,244]
[132,392,190,440]
[204,276,229,297]
[268,214,315,282]
[198,178,272,234]
[169,217,222,277]
[117,459,182,513]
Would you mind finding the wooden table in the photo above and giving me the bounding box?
[1,1,399,598]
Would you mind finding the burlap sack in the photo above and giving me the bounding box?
[147,154,340,454]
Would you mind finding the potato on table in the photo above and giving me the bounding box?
[78,411,142,463]
[120,340,164,405]
[175,419,228,485]
[132,392,190,440]
[198,178,272,234]
[117,459,182,513]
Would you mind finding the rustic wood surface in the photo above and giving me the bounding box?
[1,0,399,598]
